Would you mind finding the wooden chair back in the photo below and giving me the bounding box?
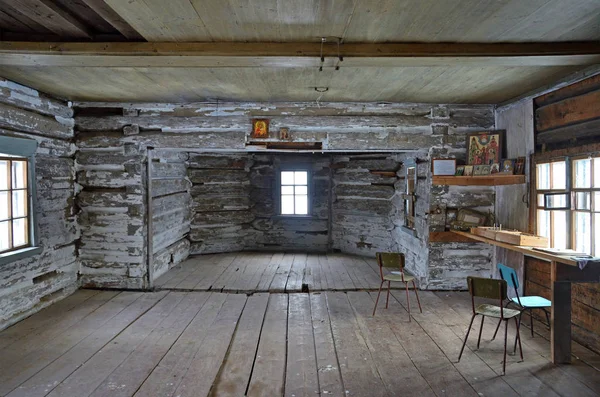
[376,252,405,281]
[467,276,508,317]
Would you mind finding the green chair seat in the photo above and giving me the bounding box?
[475,304,520,319]
[384,272,415,282]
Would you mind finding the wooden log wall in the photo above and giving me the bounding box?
[0,77,78,330]
[76,143,149,289]
[427,145,496,289]
[331,154,401,257]
[150,150,191,280]
[535,74,600,150]
[188,153,330,254]
[74,101,495,289]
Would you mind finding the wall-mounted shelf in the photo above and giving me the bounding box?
[429,231,477,243]
[432,174,526,186]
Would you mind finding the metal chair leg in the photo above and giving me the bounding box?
[372,281,384,316]
[544,308,551,329]
[458,314,476,362]
[503,319,508,375]
[412,280,423,313]
[477,316,485,349]
[529,308,534,337]
[492,318,502,340]
[492,301,511,340]
[514,317,523,360]
[385,281,391,309]
[513,312,522,354]
[404,281,411,321]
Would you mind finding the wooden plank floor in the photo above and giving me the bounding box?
[155,252,388,292]
[2,289,599,397]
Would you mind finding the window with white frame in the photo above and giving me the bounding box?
[536,155,600,256]
[0,135,39,263]
[280,170,309,215]
[0,157,30,253]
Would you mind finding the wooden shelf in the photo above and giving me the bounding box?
[429,231,477,243]
[432,174,526,186]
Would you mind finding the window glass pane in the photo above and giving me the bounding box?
[12,218,28,247]
[575,192,591,211]
[0,160,8,190]
[574,212,591,254]
[0,221,10,251]
[551,161,566,190]
[594,192,600,212]
[537,163,550,189]
[281,171,294,185]
[537,194,545,207]
[537,210,550,238]
[281,195,294,214]
[574,158,591,188]
[553,211,567,249]
[0,191,8,220]
[281,186,294,195]
[295,186,307,195]
[11,161,27,189]
[295,195,308,215]
[12,190,27,218]
[294,171,307,185]
[594,158,600,188]
[545,193,568,209]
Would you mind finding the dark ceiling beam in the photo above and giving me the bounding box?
[80,0,143,41]
[0,41,598,67]
[4,0,93,39]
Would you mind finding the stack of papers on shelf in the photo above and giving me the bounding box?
[532,247,590,257]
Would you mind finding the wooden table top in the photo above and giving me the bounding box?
[451,230,579,266]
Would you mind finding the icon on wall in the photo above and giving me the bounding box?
[279,127,290,140]
[251,119,269,138]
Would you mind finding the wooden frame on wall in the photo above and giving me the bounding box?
[431,158,456,176]
[467,130,505,166]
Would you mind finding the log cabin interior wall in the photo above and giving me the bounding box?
[72,101,496,290]
[0,77,78,330]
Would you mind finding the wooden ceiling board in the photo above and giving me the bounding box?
[0,65,582,104]
[3,0,93,38]
[0,2,54,34]
[53,0,116,34]
[100,0,600,42]
[102,0,211,41]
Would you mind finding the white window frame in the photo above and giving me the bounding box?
[535,154,599,256]
[278,168,311,216]
[0,135,41,265]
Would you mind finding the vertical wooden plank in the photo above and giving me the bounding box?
[285,294,319,396]
[552,261,572,364]
[269,253,295,292]
[46,292,182,397]
[89,293,211,397]
[256,252,284,291]
[309,293,344,396]
[6,292,166,397]
[209,293,269,397]
[304,253,322,291]
[171,294,247,397]
[347,291,436,396]
[247,294,288,397]
[286,253,307,292]
[326,292,388,397]
[133,293,228,397]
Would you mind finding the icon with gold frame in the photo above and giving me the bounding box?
[251,119,269,138]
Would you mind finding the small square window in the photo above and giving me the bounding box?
[280,170,309,215]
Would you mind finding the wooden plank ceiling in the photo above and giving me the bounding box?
[0,0,599,103]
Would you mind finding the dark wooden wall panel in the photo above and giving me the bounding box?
[534,74,600,149]
[525,257,600,354]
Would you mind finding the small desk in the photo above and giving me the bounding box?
[452,230,600,364]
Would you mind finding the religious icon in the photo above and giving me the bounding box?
[466,131,504,166]
[500,159,515,174]
[279,127,290,140]
[251,119,269,138]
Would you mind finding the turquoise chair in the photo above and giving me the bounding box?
[492,263,551,340]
